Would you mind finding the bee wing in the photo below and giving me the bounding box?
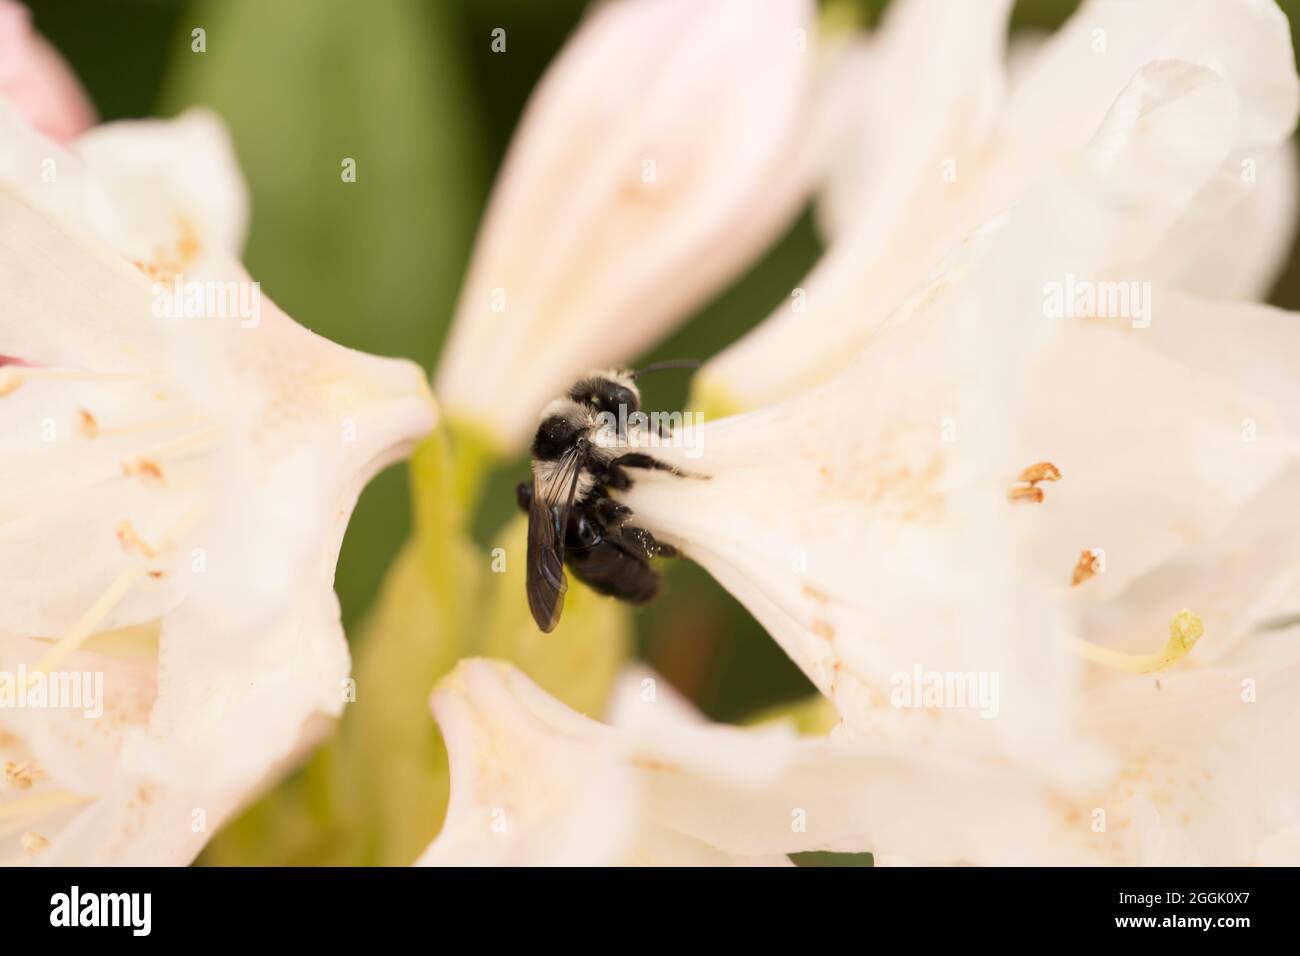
[526,472,566,633]
[525,444,586,632]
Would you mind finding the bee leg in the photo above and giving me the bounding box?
[619,524,678,560]
[515,480,533,513]
[613,452,708,480]
[588,488,676,558]
[650,536,678,558]
[599,463,634,491]
[592,497,632,527]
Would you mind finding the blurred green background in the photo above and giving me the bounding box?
[25,0,1300,862]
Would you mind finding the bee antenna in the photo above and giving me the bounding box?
[629,358,702,379]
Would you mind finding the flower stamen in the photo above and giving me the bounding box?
[1009,460,1061,503]
[122,458,166,483]
[0,789,90,838]
[31,565,146,674]
[34,502,204,673]
[4,761,43,790]
[4,368,145,386]
[1071,610,1205,674]
[76,409,99,438]
[138,427,222,465]
[1019,462,1061,484]
[94,414,209,440]
[1007,485,1044,503]
[29,620,162,662]
[116,521,158,559]
[1071,549,1100,586]
[20,831,51,854]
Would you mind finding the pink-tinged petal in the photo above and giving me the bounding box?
[434,0,818,450]
[0,0,94,143]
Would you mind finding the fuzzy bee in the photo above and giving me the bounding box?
[519,365,700,632]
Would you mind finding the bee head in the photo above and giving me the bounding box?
[569,370,640,418]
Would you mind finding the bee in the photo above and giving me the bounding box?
[520,364,701,632]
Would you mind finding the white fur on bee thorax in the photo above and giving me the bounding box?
[532,395,655,504]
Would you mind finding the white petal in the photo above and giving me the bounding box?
[1131,139,1299,301]
[0,181,202,634]
[417,661,805,865]
[1079,463,1300,665]
[0,635,155,794]
[416,661,639,866]
[0,101,247,283]
[0,161,163,371]
[625,297,1079,762]
[1001,0,1298,161]
[1017,316,1296,604]
[816,0,1013,242]
[1073,629,1300,865]
[996,0,1299,301]
[1127,288,1300,437]
[72,110,249,266]
[144,588,349,795]
[705,0,1013,411]
[418,661,1096,866]
[1255,823,1300,865]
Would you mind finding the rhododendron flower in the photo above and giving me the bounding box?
[0,100,435,863]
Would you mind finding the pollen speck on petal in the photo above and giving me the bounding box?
[115,520,158,558]
[1007,485,1045,504]
[4,760,41,789]
[20,831,51,854]
[1019,461,1061,484]
[77,408,100,438]
[1071,549,1099,587]
[122,458,165,483]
